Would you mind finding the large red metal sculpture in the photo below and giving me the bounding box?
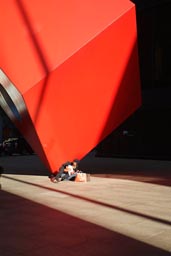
[0,0,141,173]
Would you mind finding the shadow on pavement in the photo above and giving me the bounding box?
[0,189,170,256]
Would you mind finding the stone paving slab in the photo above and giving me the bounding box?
[1,171,171,256]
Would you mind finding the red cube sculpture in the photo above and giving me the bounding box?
[0,0,141,172]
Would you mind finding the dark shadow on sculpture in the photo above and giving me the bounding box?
[15,0,50,124]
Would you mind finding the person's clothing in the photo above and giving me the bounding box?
[67,172,77,181]
[49,161,72,182]
[49,159,80,182]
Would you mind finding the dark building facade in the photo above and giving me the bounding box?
[96,0,171,160]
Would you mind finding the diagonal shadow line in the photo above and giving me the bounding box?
[2,175,171,226]
[16,0,49,73]
[1,190,170,256]
[15,0,50,123]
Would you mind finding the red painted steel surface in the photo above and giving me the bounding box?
[0,0,141,172]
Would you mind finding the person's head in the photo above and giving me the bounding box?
[72,159,79,169]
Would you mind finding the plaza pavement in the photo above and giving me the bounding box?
[0,154,171,256]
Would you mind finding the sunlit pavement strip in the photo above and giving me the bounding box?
[1,174,171,252]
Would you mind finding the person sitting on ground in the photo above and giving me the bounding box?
[67,159,82,181]
[65,159,80,181]
[49,159,81,183]
[49,161,71,183]
[63,163,75,180]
